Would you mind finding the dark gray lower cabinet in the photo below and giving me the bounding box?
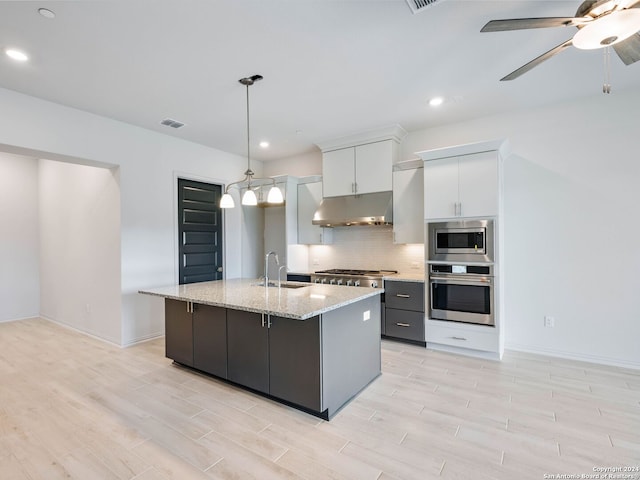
[269,315,321,411]
[227,310,322,411]
[193,304,227,378]
[226,310,270,394]
[164,296,381,419]
[165,299,194,367]
[383,280,425,344]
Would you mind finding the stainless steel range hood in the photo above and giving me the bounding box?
[312,191,393,227]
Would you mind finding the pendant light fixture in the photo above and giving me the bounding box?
[219,74,284,209]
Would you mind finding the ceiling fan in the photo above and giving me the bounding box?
[481,0,640,80]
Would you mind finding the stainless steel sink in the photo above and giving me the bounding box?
[253,282,308,289]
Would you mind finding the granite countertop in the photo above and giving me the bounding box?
[139,279,382,320]
[384,272,425,283]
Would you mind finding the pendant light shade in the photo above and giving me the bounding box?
[220,192,235,209]
[241,189,258,206]
[267,185,284,204]
[219,74,284,209]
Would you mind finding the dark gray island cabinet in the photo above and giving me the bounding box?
[152,280,382,419]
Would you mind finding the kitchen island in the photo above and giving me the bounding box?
[139,279,382,419]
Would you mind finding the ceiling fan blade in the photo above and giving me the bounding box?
[481,17,582,32]
[613,32,640,64]
[500,39,574,81]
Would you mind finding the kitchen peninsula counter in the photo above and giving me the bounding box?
[139,278,381,320]
[139,279,382,420]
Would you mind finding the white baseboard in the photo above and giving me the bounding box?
[122,332,164,348]
[505,341,640,370]
[40,315,122,347]
[0,315,40,323]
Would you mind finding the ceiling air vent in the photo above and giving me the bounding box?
[160,118,185,129]
[405,0,443,14]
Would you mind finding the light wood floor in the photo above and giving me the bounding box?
[1,318,638,480]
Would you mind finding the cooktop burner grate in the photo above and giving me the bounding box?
[314,269,398,276]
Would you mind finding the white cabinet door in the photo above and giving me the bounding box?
[297,182,333,245]
[355,140,393,194]
[458,151,498,218]
[322,148,355,197]
[392,167,424,244]
[424,157,459,220]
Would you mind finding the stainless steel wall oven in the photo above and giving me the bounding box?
[427,219,495,326]
[428,264,494,326]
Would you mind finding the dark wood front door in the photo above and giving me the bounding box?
[177,178,223,284]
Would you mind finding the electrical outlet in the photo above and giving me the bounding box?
[411,261,420,269]
[312,258,320,266]
[544,316,555,328]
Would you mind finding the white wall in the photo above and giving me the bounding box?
[38,159,122,343]
[402,90,640,368]
[263,150,321,177]
[0,86,258,346]
[0,153,40,322]
[309,226,424,274]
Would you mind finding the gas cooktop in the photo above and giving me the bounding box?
[314,269,397,277]
[311,269,398,288]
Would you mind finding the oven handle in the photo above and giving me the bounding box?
[429,275,492,285]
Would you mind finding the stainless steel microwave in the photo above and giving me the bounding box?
[428,219,494,263]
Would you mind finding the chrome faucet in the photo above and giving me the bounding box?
[264,251,279,286]
[278,264,288,288]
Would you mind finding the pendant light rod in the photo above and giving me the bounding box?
[239,74,262,179]
[220,74,283,209]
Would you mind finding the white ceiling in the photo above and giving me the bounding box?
[1,0,639,161]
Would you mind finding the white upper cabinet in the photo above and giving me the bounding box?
[317,126,407,198]
[419,140,507,220]
[354,140,394,195]
[323,140,395,197]
[297,180,333,245]
[458,152,498,218]
[322,148,355,197]
[392,161,424,244]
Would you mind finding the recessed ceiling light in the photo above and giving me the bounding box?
[38,8,56,19]
[259,141,270,148]
[429,96,444,107]
[5,49,29,62]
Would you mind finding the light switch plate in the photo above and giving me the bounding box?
[363,310,370,321]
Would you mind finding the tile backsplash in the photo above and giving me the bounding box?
[308,226,424,274]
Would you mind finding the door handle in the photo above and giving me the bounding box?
[396,294,410,298]
[396,323,411,327]
[450,336,467,341]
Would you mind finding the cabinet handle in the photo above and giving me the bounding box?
[186,302,194,314]
[450,336,467,341]
[458,202,462,217]
[396,322,411,327]
[351,183,355,193]
[186,302,190,313]
[396,294,410,298]
[261,314,266,327]
[354,182,358,194]
[268,315,272,328]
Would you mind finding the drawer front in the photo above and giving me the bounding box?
[385,309,424,342]
[426,322,497,352]
[385,281,424,312]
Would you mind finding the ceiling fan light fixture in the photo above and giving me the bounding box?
[5,48,29,62]
[572,9,640,49]
[429,96,444,107]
